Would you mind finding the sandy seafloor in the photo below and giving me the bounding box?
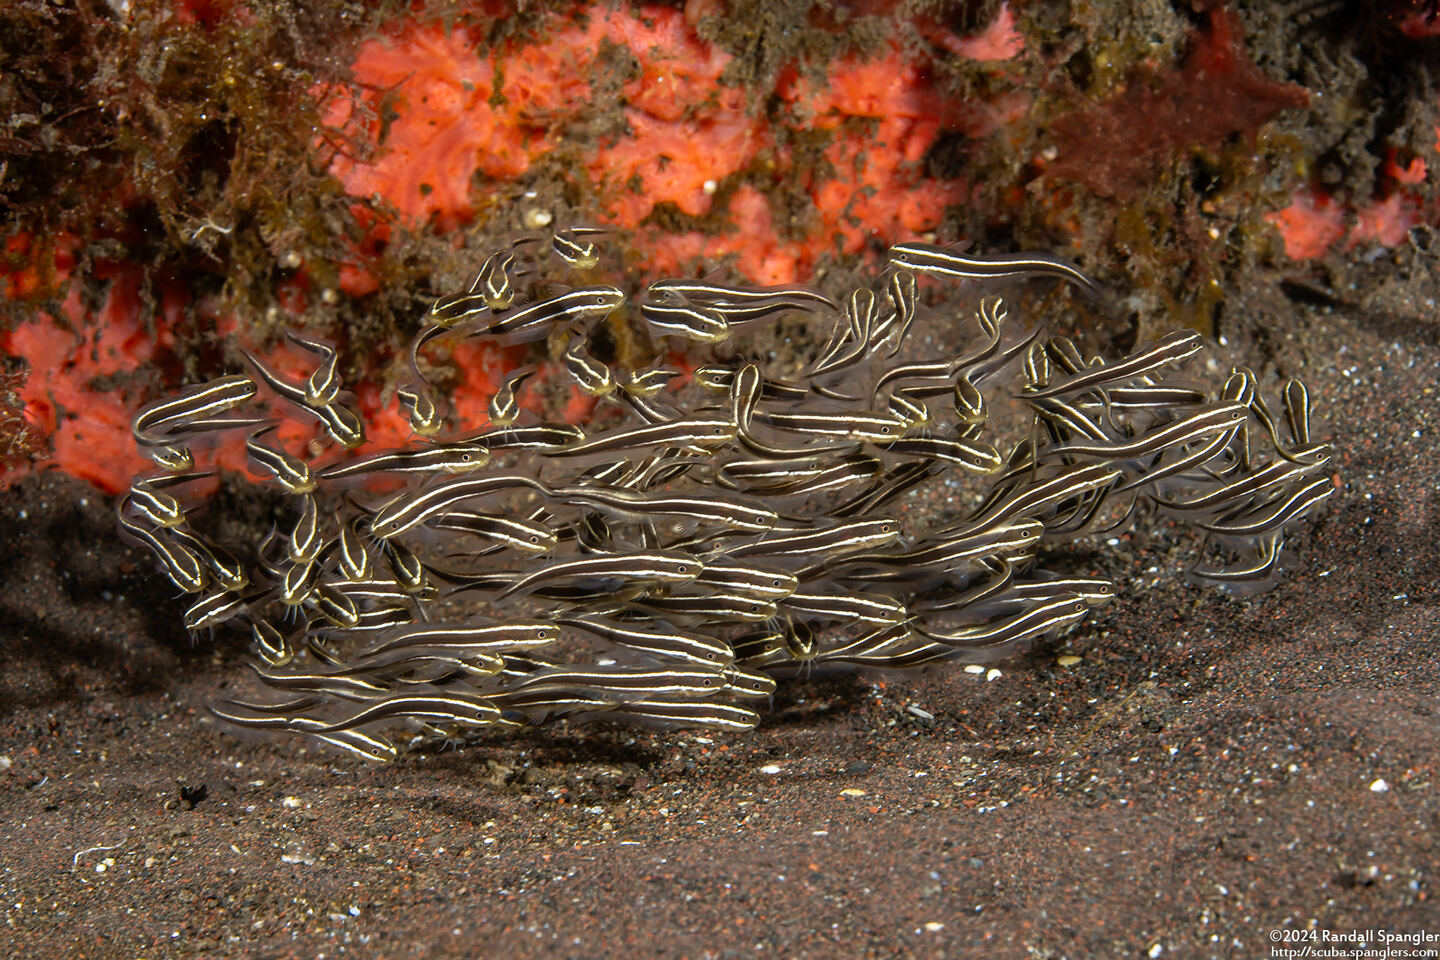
[1,249,1438,960]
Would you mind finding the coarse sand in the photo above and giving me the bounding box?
[1,249,1437,959]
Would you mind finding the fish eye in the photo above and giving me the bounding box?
[772,579,782,586]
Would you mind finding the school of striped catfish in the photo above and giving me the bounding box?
[119,229,1335,762]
